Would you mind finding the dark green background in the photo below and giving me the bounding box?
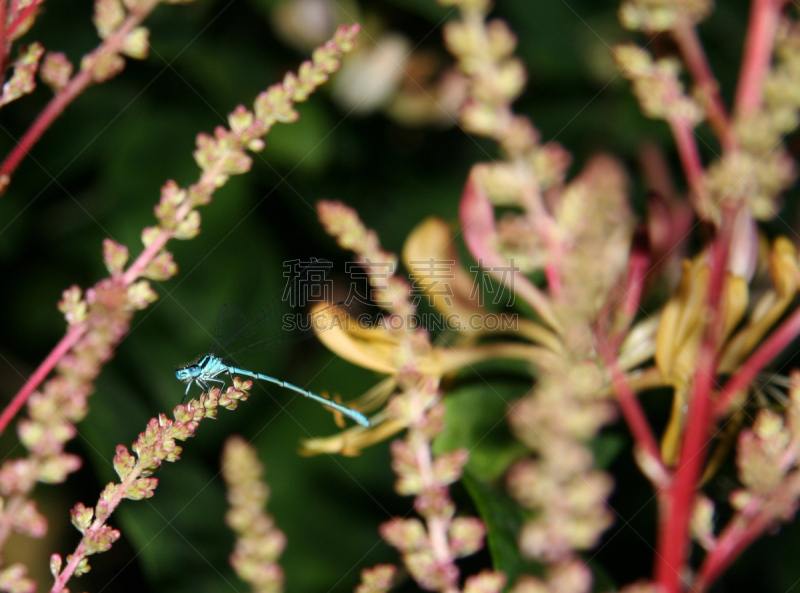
[0,1,795,592]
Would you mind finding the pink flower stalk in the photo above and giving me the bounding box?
[51,381,251,592]
[222,436,286,593]
[316,201,496,592]
[0,0,162,192]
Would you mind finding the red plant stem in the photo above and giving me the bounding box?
[0,98,230,436]
[671,22,735,152]
[597,234,664,482]
[539,214,564,300]
[715,303,800,418]
[614,227,650,343]
[0,227,173,438]
[654,213,733,593]
[544,261,562,300]
[693,501,775,592]
[51,465,144,593]
[0,226,173,437]
[668,116,704,204]
[5,0,39,41]
[734,0,784,118]
[0,4,154,184]
[0,68,93,179]
[0,0,8,76]
[655,348,716,593]
[0,322,86,436]
[601,343,667,487]
[693,464,800,593]
[123,229,171,285]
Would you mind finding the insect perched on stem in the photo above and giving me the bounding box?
[176,300,370,427]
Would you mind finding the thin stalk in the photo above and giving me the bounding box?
[654,209,734,593]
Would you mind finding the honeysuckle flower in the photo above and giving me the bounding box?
[402,217,485,322]
[657,236,800,463]
[300,209,550,457]
[442,6,663,570]
[403,216,562,351]
[302,294,544,455]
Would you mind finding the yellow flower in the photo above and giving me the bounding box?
[656,237,800,464]
[299,216,549,456]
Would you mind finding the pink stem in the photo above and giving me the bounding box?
[0,67,92,179]
[693,489,785,591]
[544,262,562,299]
[671,22,735,152]
[411,429,458,593]
[0,225,173,437]
[538,214,563,300]
[51,466,143,593]
[715,304,800,418]
[0,322,86,436]
[596,235,665,481]
[122,229,170,285]
[655,348,716,593]
[0,4,152,184]
[0,0,8,76]
[0,96,230,436]
[668,116,705,204]
[734,0,785,118]
[694,520,760,591]
[654,212,733,593]
[613,227,650,344]
[4,0,38,40]
[600,341,666,486]
[0,219,179,438]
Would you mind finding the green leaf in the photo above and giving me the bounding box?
[589,431,627,470]
[462,470,543,586]
[434,382,529,482]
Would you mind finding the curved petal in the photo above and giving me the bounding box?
[313,304,399,374]
[403,217,486,320]
[459,165,561,333]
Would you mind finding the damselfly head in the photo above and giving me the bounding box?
[175,362,202,383]
[175,367,192,383]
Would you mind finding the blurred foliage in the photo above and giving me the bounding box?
[2,1,797,592]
